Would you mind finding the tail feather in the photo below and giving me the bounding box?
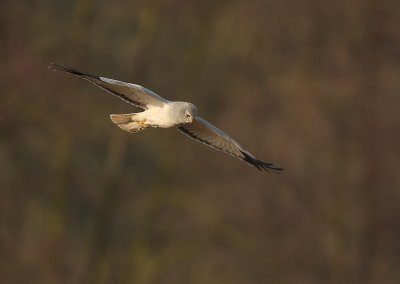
[110,114,132,124]
[110,114,148,133]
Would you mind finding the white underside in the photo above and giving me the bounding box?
[138,103,178,128]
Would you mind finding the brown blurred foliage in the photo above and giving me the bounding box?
[1,0,400,283]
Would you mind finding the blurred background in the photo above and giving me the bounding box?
[1,0,400,283]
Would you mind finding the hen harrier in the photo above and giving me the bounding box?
[49,63,283,173]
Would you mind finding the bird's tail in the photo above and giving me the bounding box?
[110,114,148,133]
[110,114,133,124]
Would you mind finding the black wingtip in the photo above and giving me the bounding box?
[241,151,283,174]
[48,63,100,80]
[48,62,75,73]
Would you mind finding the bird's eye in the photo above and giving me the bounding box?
[186,113,191,118]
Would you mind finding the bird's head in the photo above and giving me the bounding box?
[183,103,197,123]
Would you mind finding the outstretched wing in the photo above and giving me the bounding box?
[49,63,169,109]
[178,117,283,173]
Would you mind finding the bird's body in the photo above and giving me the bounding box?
[49,63,282,173]
[110,102,197,132]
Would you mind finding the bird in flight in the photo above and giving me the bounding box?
[49,63,283,173]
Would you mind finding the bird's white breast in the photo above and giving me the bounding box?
[142,103,178,128]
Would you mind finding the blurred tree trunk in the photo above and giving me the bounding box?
[84,133,127,284]
[358,1,384,282]
[71,0,97,63]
